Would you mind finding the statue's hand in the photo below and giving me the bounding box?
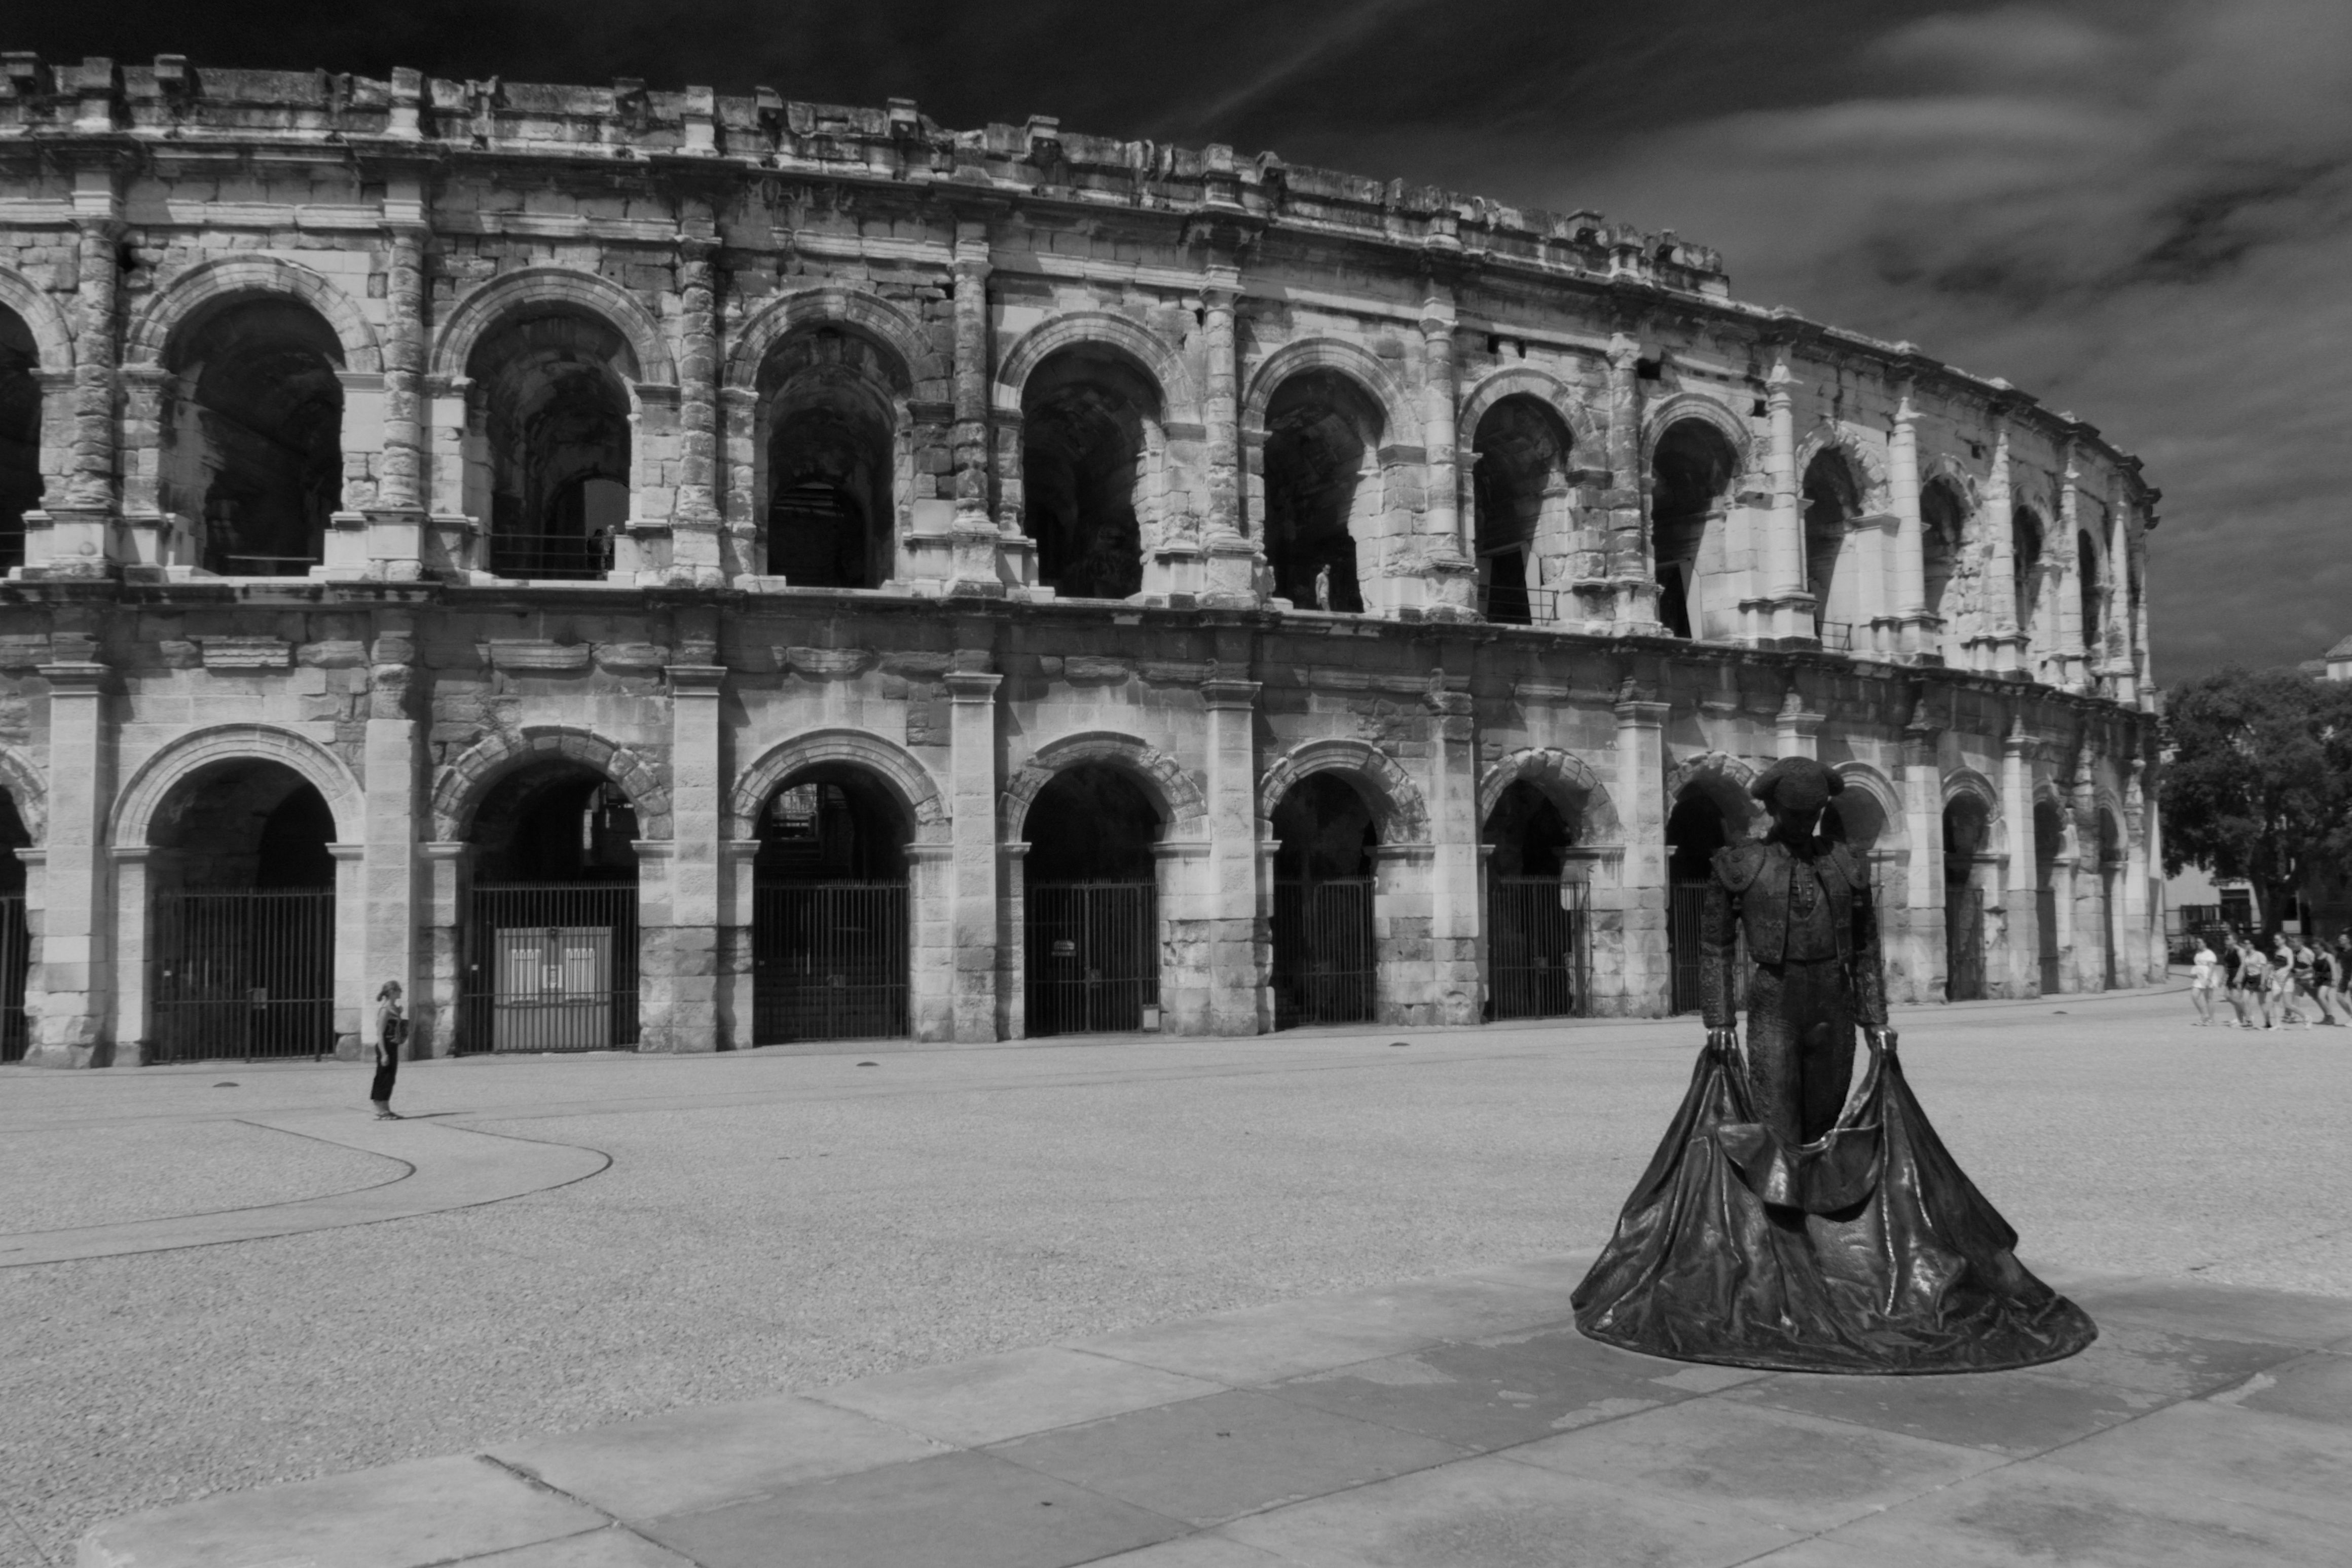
[1706,1027,1742,1068]
[1864,1026,1897,1058]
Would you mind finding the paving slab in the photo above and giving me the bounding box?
[488,1393,950,1520]
[2064,1274,2352,1349]
[1261,1334,1676,1451]
[635,1449,1185,1568]
[77,1454,605,1568]
[810,1345,1226,1447]
[456,1528,699,1566]
[2033,1397,2352,1528]
[2022,1312,2308,1399]
[1724,1365,2151,1456]
[1083,1534,1293,1565]
[2203,1347,2352,1425]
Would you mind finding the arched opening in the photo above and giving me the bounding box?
[1021,347,1158,601]
[1022,763,1164,1035]
[2014,505,2047,657]
[0,307,39,575]
[2033,799,2065,994]
[1802,448,1862,647]
[1471,396,1570,624]
[1264,370,1383,613]
[1921,477,1967,656]
[0,791,29,1062]
[146,760,338,1061]
[759,329,901,587]
[1667,781,1749,1013]
[163,298,346,577]
[462,761,640,1051]
[1943,796,1992,1000]
[1651,419,1739,641]
[1271,772,1379,1026]
[472,311,634,581]
[1483,779,1587,1019]
[2076,530,2104,659]
[752,767,910,1043]
[2097,808,2124,991]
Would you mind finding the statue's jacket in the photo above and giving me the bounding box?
[1700,836,1889,1030]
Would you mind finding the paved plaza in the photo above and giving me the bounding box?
[9,982,2352,1565]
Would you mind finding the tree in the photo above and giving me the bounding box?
[2160,666,2352,931]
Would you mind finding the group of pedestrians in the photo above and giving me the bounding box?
[2188,930,2348,1028]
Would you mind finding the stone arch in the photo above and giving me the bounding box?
[1640,391,1754,468]
[124,256,380,372]
[724,285,936,395]
[732,729,947,843]
[430,266,674,385]
[110,724,364,848]
[1794,425,1892,515]
[0,743,46,844]
[995,312,1198,422]
[1828,760,1906,852]
[1478,748,1623,844]
[1942,767,2001,815]
[1665,750,1757,811]
[1003,732,1207,841]
[1922,453,1982,513]
[1241,338,1418,445]
[431,726,672,843]
[1456,366,1602,461]
[1256,738,1430,845]
[0,267,74,370]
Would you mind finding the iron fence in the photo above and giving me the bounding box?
[2036,886,2062,994]
[1272,877,1377,1028]
[153,887,336,1062]
[487,531,613,582]
[1818,620,1855,651]
[0,893,27,1063]
[1946,884,1988,1000]
[463,881,639,1052]
[753,878,909,1044]
[1025,881,1159,1036]
[1486,876,1591,1021]
[1479,584,1560,624]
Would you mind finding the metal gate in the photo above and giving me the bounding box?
[463,882,639,1052]
[1025,881,1158,1036]
[753,879,909,1043]
[2036,886,2061,994]
[1487,876,1590,1020]
[153,888,336,1062]
[1670,882,1712,1014]
[1946,884,1988,1000]
[1272,877,1376,1028]
[0,893,30,1063]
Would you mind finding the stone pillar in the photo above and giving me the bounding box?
[329,843,368,1057]
[1899,696,1946,1002]
[1775,688,1823,760]
[1419,293,1475,616]
[1759,356,1807,644]
[950,223,1011,595]
[659,662,725,1051]
[905,842,956,1040]
[1604,333,1656,630]
[1889,390,1933,658]
[1428,680,1481,1023]
[1980,424,2024,677]
[318,369,383,578]
[30,659,112,1065]
[670,235,725,587]
[1613,688,1672,1015]
[1202,673,1264,1033]
[2001,720,2037,996]
[40,202,125,574]
[418,841,468,1056]
[107,846,150,1065]
[1200,269,1260,607]
[2053,448,2088,691]
[717,837,759,1048]
[946,667,1002,1039]
[632,838,678,1046]
[2049,836,2079,995]
[361,620,422,1056]
[369,211,430,580]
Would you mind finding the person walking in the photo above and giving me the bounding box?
[371,981,407,1119]
[2222,936,2252,1027]
[2235,937,2270,1028]
[2289,936,2320,1029]
[2188,936,2219,1025]
[2270,935,2306,1028]
[2327,935,2352,1024]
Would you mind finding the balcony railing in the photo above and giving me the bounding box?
[1478,584,1560,625]
[1817,621,1855,652]
[487,531,613,582]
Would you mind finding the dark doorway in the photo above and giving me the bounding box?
[1021,348,1155,601]
[166,299,346,577]
[1472,396,1568,624]
[1264,371,1382,613]
[1944,798,1990,1000]
[1803,449,1862,646]
[1483,780,1587,1020]
[1667,789,1734,1014]
[150,762,337,1061]
[0,791,29,1062]
[753,769,909,1043]
[473,311,634,581]
[1023,764,1162,1036]
[0,307,38,575]
[463,762,640,1051]
[2034,799,2064,994]
[1921,477,1967,653]
[1271,772,1378,1027]
[1651,420,1737,641]
[767,395,891,587]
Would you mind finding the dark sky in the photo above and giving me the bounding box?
[16,1,2351,683]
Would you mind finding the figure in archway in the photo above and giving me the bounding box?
[1575,756,2096,1373]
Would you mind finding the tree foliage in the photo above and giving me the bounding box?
[2160,666,2352,927]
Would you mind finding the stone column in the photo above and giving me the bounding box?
[904,842,956,1040]
[369,211,430,581]
[1428,680,1481,1023]
[1889,390,1932,658]
[329,843,368,1056]
[318,369,382,578]
[1419,293,1475,617]
[107,846,150,1065]
[950,223,1010,595]
[1980,424,2023,676]
[1899,694,1946,1002]
[1604,333,1656,630]
[30,659,111,1065]
[361,620,422,1055]
[1775,687,1823,760]
[946,667,1003,1039]
[2053,448,2088,691]
[718,837,759,1048]
[2001,719,2037,996]
[418,841,468,1056]
[1759,356,1806,644]
[1613,688,1672,1015]
[43,202,125,574]
[1202,672,1264,1033]
[2132,755,2161,982]
[661,662,725,1051]
[1201,269,1260,606]
[670,235,725,587]
[2049,834,2079,995]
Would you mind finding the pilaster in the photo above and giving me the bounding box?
[361,619,422,1055]
[1754,355,1813,644]
[1418,291,1475,618]
[669,232,725,586]
[1201,673,1264,1033]
[367,202,430,581]
[29,659,113,1064]
[1427,678,1481,1023]
[1603,333,1658,631]
[1888,389,1936,659]
[2001,719,2038,996]
[657,661,725,1051]
[1613,688,1672,1015]
[950,222,1015,596]
[1976,422,2027,676]
[1898,690,1945,1002]
[1201,268,1264,607]
[946,666,1003,1039]
[418,840,468,1056]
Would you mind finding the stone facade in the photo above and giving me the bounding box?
[0,57,2164,1066]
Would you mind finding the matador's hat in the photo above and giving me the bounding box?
[1750,756,1845,813]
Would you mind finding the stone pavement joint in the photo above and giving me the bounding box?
[1,1113,610,1268]
[79,1254,2352,1567]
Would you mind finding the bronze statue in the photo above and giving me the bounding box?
[1573,756,2096,1373]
